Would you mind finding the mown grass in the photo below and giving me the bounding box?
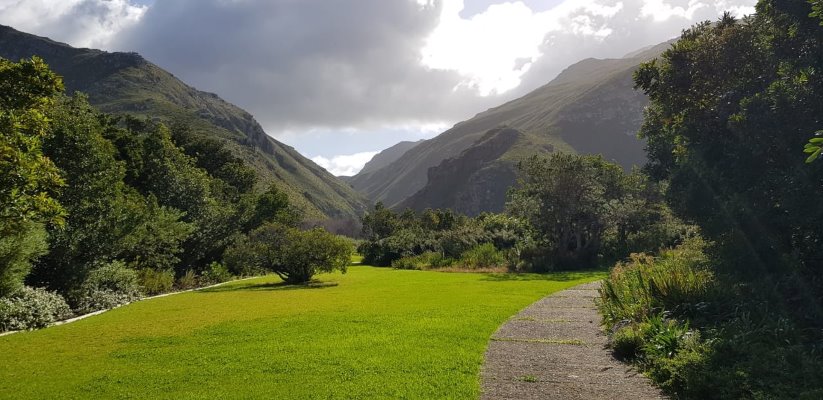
[0,266,602,399]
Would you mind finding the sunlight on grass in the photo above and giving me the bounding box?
[0,267,603,399]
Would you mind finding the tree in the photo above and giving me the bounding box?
[507,153,626,269]
[246,184,301,230]
[32,95,193,291]
[0,57,64,296]
[276,228,352,284]
[634,5,823,285]
[224,223,351,284]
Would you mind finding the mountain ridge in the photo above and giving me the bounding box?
[0,24,367,219]
[351,41,671,214]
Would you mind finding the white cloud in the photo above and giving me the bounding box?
[0,0,759,159]
[312,152,380,176]
[0,0,146,49]
[640,0,755,22]
[420,0,624,95]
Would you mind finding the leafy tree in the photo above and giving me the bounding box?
[0,57,65,229]
[634,4,823,289]
[361,202,399,241]
[225,223,351,284]
[246,184,301,230]
[169,122,257,195]
[0,57,64,296]
[33,96,192,291]
[507,153,626,269]
[0,222,47,297]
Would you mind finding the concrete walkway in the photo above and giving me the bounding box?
[481,281,666,399]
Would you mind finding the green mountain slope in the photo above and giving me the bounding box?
[359,140,423,176]
[0,25,367,219]
[353,42,670,214]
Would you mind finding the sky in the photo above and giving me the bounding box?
[0,0,757,175]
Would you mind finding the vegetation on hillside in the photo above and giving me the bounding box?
[598,2,823,398]
[0,58,352,332]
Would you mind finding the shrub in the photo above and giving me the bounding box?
[177,269,198,290]
[72,261,143,314]
[610,325,644,361]
[392,252,455,270]
[275,227,353,284]
[223,235,267,277]
[0,287,72,332]
[200,262,232,285]
[0,222,47,297]
[598,237,714,328]
[137,268,175,295]
[459,243,506,269]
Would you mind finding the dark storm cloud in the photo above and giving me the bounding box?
[112,0,500,132]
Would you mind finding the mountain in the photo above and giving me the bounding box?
[0,25,367,219]
[359,140,423,176]
[351,41,671,215]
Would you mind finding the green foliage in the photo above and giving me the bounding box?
[509,153,685,270]
[0,286,72,332]
[0,57,65,231]
[805,131,823,163]
[599,238,714,328]
[200,262,233,285]
[72,261,143,314]
[169,122,257,195]
[137,268,175,296]
[0,222,46,297]
[246,184,301,230]
[634,3,823,288]
[611,325,645,360]
[231,223,352,284]
[459,243,506,269]
[624,7,823,397]
[30,96,194,292]
[177,269,198,290]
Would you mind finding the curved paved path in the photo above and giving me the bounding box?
[481,281,666,399]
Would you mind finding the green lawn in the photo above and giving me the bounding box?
[0,266,603,399]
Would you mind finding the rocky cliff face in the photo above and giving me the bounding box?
[397,128,525,216]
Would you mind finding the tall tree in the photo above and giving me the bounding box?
[634,2,823,301]
[0,57,64,296]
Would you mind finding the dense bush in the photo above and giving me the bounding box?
[599,238,714,325]
[458,243,506,269]
[599,237,823,398]
[200,262,233,285]
[72,261,143,314]
[0,222,47,297]
[137,268,175,295]
[0,287,72,332]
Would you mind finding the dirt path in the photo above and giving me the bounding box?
[481,281,666,399]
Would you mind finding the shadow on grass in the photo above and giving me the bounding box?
[199,280,339,293]
[480,270,606,282]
